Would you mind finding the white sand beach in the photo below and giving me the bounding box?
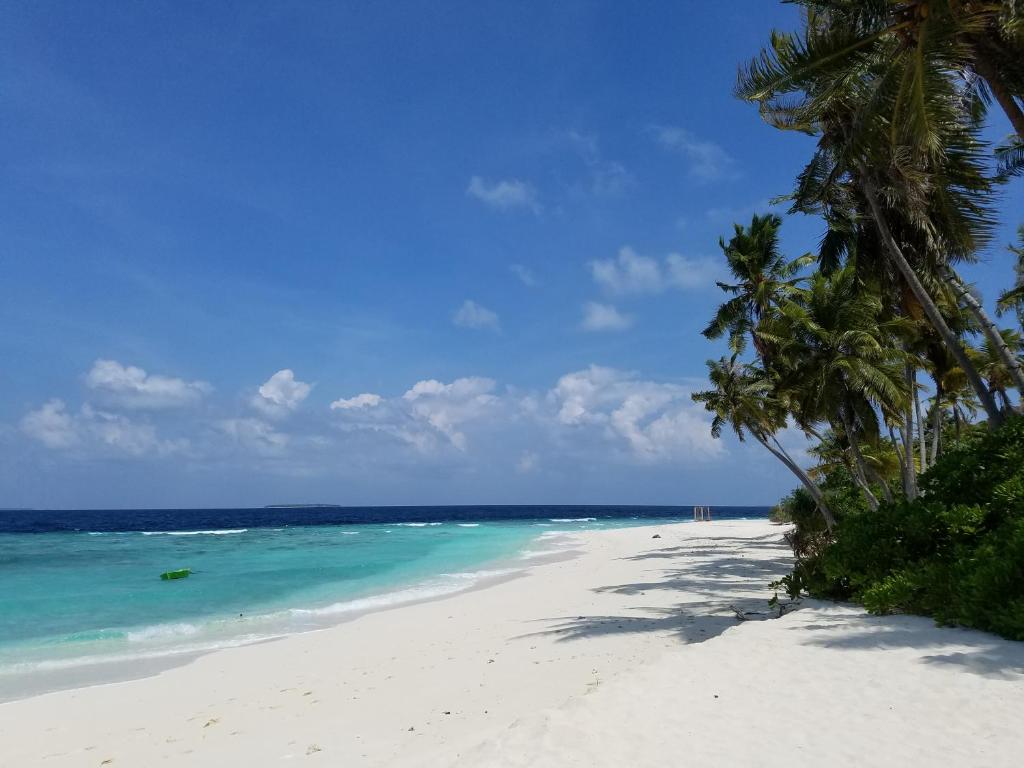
[2,520,1022,767]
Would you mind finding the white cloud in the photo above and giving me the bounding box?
[650,125,736,181]
[590,247,720,295]
[21,399,78,448]
[510,264,538,287]
[580,302,632,332]
[81,405,178,457]
[453,299,500,331]
[21,399,185,457]
[85,359,211,409]
[466,176,540,213]
[590,247,664,294]
[330,393,382,411]
[252,369,312,417]
[664,253,723,290]
[548,365,723,461]
[402,377,498,451]
[565,131,634,197]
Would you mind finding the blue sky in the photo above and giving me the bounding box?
[2,1,1021,509]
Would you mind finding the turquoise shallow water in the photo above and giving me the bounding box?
[0,507,768,685]
[0,522,552,676]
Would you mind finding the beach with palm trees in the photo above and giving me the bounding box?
[3,1,1023,764]
[3,520,1021,767]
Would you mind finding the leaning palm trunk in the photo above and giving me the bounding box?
[865,464,895,505]
[754,432,836,531]
[858,169,1004,428]
[901,364,920,500]
[837,408,880,511]
[938,263,1024,402]
[969,45,1024,139]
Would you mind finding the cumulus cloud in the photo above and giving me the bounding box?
[252,369,312,417]
[590,247,663,294]
[401,377,497,450]
[650,125,736,181]
[580,302,632,332]
[19,363,726,480]
[21,399,79,448]
[548,365,723,461]
[453,300,500,331]
[664,253,723,290]
[85,359,211,409]
[21,399,185,457]
[590,247,720,295]
[466,176,540,213]
[330,393,382,411]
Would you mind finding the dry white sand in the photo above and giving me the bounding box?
[2,520,1022,767]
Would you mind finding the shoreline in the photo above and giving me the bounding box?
[0,527,586,703]
[3,519,1021,767]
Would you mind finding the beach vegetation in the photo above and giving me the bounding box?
[696,1,1024,639]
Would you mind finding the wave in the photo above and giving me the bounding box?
[141,529,248,536]
[456,523,480,527]
[549,517,597,523]
[125,622,201,643]
[519,548,565,560]
[394,522,443,527]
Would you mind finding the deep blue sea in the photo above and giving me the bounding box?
[0,505,768,687]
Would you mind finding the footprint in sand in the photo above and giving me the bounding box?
[203,718,219,728]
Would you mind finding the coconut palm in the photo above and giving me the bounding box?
[702,213,811,357]
[736,1,1024,141]
[769,266,912,503]
[691,355,836,529]
[736,13,1008,426]
[976,327,1024,410]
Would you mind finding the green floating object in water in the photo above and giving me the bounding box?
[160,568,191,581]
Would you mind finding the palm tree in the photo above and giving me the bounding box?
[736,2,1024,141]
[691,356,836,529]
[770,266,912,503]
[736,13,1008,426]
[702,213,810,357]
[976,327,1024,411]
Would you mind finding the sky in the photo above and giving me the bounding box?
[2,1,1021,509]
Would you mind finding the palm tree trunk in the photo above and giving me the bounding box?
[865,464,894,505]
[888,424,907,484]
[902,364,919,500]
[931,382,943,461]
[837,408,880,511]
[857,168,1004,427]
[970,44,1024,138]
[913,368,928,471]
[756,433,836,531]
[938,264,1024,402]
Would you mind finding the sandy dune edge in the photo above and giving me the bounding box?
[2,520,1021,767]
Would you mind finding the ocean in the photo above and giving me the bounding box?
[0,505,768,695]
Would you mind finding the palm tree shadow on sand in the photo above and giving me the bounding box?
[515,529,1024,679]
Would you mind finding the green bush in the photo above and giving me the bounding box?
[779,415,1024,640]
